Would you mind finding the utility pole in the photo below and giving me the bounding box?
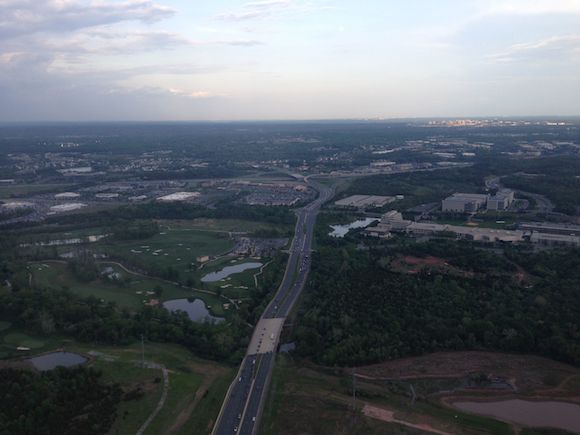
[352,369,356,410]
[141,334,145,368]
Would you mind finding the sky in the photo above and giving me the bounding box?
[1,0,580,121]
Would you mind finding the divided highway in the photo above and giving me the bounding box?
[213,179,333,435]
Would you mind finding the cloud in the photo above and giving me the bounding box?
[485,0,580,17]
[216,0,290,21]
[107,86,223,100]
[218,39,263,46]
[215,0,332,22]
[0,0,175,39]
[489,35,580,63]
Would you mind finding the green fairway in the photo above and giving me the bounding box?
[3,332,47,349]
[29,261,226,316]
[0,321,11,332]
[100,228,234,279]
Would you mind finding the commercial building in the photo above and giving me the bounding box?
[487,189,515,211]
[442,193,489,213]
[442,189,515,213]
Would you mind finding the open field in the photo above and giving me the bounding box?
[262,355,514,435]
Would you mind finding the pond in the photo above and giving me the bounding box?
[453,400,580,433]
[201,262,263,282]
[328,218,378,238]
[163,298,225,323]
[28,351,87,371]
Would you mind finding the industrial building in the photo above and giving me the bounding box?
[367,211,580,247]
[334,194,395,209]
[55,192,81,199]
[156,192,200,202]
[366,211,524,243]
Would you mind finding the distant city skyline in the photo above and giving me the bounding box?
[1,0,580,121]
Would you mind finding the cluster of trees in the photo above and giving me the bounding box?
[0,288,250,363]
[295,242,580,367]
[49,202,295,228]
[67,252,99,282]
[0,366,121,435]
[110,220,159,240]
[503,174,580,215]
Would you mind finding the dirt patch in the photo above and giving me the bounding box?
[362,404,453,435]
[391,255,474,278]
[401,256,448,267]
[355,351,580,394]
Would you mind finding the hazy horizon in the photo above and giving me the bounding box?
[2,0,580,121]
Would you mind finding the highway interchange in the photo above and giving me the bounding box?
[213,179,334,435]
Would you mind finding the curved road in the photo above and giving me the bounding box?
[212,179,334,435]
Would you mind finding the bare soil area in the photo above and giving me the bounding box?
[355,351,580,394]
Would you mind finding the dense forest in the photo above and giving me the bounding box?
[295,241,580,367]
[0,366,121,435]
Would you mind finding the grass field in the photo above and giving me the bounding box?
[262,355,515,435]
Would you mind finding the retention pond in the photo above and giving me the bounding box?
[28,351,87,371]
[453,399,580,433]
[163,298,224,323]
[328,218,378,238]
[201,262,262,282]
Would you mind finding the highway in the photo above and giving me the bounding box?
[213,179,333,435]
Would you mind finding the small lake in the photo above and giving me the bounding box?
[329,218,378,238]
[453,400,580,433]
[201,262,263,282]
[28,351,87,371]
[163,298,224,323]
